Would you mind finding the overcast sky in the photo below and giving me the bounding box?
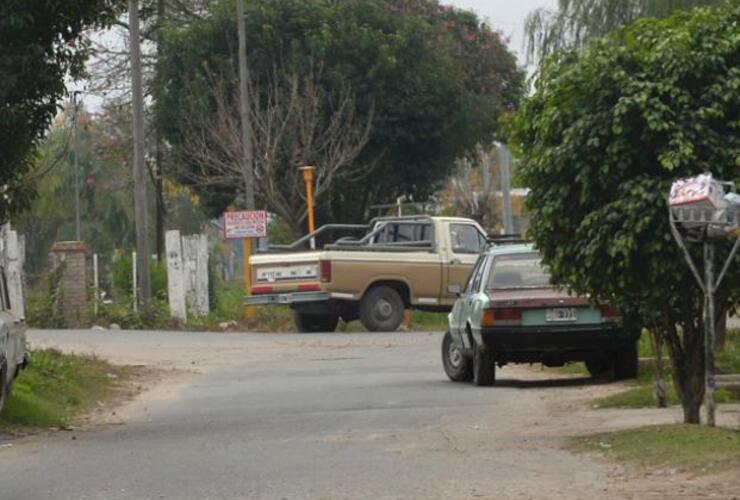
[443,0,559,62]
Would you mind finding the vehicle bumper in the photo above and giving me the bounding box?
[244,291,331,306]
[476,323,630,352]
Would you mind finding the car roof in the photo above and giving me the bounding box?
[486,243,537,257]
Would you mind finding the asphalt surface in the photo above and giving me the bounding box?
[0,330,612,500]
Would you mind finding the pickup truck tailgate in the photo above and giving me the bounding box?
[250,252,323,294]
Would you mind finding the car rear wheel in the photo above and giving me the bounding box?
[585,355,613,378]
[614,341,639,380]
[293,312,339,333]
[441,331,472,382]
[473,343,495,386]
[359,286,404,332]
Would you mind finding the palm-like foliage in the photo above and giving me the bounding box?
[524,0,725,62]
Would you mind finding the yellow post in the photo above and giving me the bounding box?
[299,166,316,235]
[404,309,413,331]
[244,237,256,320]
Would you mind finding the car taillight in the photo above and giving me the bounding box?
[481,308,522,327]
[320,260,332,283]
[600,305,620,321]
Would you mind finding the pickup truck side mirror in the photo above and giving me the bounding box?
[448,284,462,297]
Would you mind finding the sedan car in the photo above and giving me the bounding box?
[441,244,638,386]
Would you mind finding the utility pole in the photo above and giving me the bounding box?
[128,0,151,304]
[236,0,257,320]
[154,0,166,262]
[236,0,255,211]
[72,91,82,242]
[498,144,514,234]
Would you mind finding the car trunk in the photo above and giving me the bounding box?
[486,288,606,326]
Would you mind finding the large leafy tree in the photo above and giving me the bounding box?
[508,2,740,424]
[155,0,523,224]
[0,0,121,223]
[524,0,725,63]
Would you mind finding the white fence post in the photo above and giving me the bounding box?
[165,230,187,322]
[93,253,99,316]
[6,229,25,319]
[182,234,209,316]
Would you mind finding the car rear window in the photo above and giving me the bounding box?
[487,253,551,290]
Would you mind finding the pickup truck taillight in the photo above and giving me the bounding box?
[320,260,332,283]
[481,308,522,327]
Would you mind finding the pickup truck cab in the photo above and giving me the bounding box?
[0,265,28,411]
[441,244,638,385]
[247,216,487,332]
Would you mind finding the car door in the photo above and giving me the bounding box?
[449,254,488,347]
[0,267,13,389]
[443,223,487,305]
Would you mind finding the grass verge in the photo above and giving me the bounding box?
[570,424,740,472]
[0,349,136,429]
[594,329,740,409]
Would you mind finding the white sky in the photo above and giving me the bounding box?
[443,0,559,62]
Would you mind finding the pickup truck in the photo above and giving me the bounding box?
[246,216,488,332]
[0,265,28,412]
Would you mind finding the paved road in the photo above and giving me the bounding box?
[0,330,636,500]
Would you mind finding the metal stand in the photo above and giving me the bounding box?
[669,197,739,427]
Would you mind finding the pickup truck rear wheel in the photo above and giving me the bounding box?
[359,286,404,332]
[442,331,472,382]
[473,343,495,386]
[293,312,339,333]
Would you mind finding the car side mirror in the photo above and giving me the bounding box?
[448,284,462,297]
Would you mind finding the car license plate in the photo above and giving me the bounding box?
[546,308,577,322]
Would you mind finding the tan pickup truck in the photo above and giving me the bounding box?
[246,216,488,332]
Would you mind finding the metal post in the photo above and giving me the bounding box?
[498,145,514,234]
[132,251,138,313]
[300,166,316,249]
[243,238,255,320]
[703,241,716,427]
[93,253,99,316]
[72,91,82,242]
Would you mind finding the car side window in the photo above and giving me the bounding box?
[450,224,486,254]
[464,255,487,295]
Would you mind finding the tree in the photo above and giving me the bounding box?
[524,0,724,63]
[179,60,373,232]
[508,2,740,424]
[0,0,120,223]
[439,145,500,233]
[155,0,523,226]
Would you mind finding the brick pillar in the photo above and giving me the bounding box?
[50,241,88,327]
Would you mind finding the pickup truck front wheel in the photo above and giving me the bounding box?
[442,331,472,382]
[359,286,404,332]
[293,312,339,333]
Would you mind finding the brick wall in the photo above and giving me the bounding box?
[50,241,87,327]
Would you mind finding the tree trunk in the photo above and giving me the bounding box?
[663,316,705,425]
[650,330,668,408]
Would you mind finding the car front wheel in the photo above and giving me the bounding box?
[441,331,472,382]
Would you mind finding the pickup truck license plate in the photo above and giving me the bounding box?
[546,308,577,322]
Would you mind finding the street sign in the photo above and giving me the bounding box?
[224,210,267,240]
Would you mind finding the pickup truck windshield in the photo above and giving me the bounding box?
[487,253,551,290]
